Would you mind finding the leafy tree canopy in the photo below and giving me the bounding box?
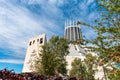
[35,36,69,76]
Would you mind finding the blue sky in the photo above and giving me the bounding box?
[0,0,100,73]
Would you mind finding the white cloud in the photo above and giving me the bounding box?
[0,59,24,64]
[0,0,99,64]
[27,0,65,6]
[86,0,95,6]
[0,0,62,59]
[27,0,46,5]
[48,0,65,6]
[85,29,96,39]
[88,12,98,21]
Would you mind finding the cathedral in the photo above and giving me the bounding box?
[22,19,104,79]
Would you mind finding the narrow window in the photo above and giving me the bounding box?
[40,38,43,44]
[33,40,35,44]
[29,41,32,46]
[37,39,39,42]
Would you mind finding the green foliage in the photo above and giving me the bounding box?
[69,58,86,79]
[84,54,98,80]
[69,54,97,80]
[94,0,120,79]
[108,67,120,80]
[35,36,69,76]
[77,0,120,79]
[94,0,120,63]
[77,0,120,65]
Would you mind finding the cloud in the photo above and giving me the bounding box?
[26,0,65,6]
[86,0,95,6]
[0,0,99,65]
[0,0,63,60]
[0,59,23,64]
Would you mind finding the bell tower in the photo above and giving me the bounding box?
[22,33,46,73]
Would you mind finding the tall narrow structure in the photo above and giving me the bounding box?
[22,33,46,73]
[64,19,87,73]
[64,19,82,42]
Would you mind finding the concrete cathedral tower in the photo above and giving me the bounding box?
[64,19,87,72]
[22,33,46,73]
[64,19,82,42]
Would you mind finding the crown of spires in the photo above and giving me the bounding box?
[65,18,80,28]
[64,18,82,42]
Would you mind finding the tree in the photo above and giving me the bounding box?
[84,54,97,80]
[78,0,120,79]
[93,0,120,79]
[108,67,120,79]
[94,0,120,62]
[35,36,69,76]
[69,54,97,80]
[69,58,86,79]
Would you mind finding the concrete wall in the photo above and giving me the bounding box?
[22,33,46,73]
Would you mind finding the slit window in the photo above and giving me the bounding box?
[29,41,32,46]
[40,38,43,44]
[37,39,39,42]
[33,40,35,44]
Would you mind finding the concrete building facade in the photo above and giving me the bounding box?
[64,19,82,42]
[22,33,46,73]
